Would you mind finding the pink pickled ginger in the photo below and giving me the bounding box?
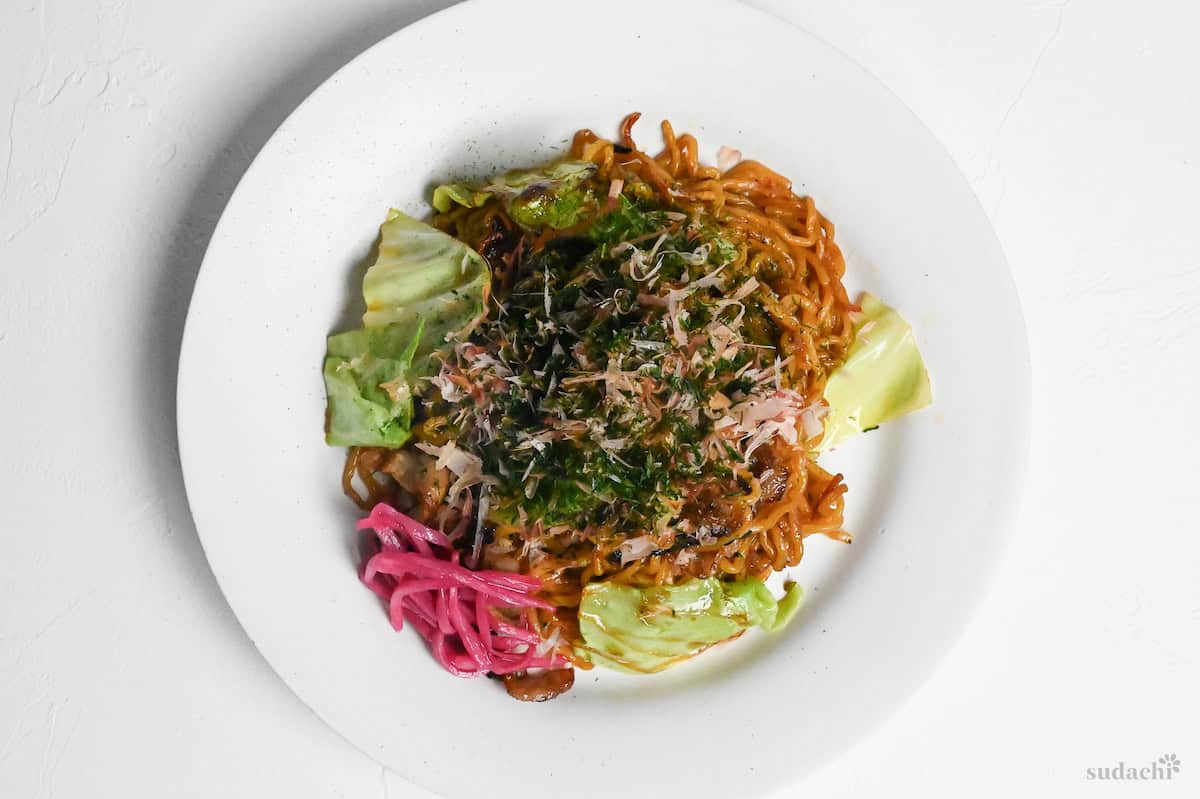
[358,502,566,676]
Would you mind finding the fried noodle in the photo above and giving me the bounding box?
[343,115,854,665]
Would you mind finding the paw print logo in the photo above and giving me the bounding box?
[1158,753,1181,774]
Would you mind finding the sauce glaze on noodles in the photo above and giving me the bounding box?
[344,115,854,664]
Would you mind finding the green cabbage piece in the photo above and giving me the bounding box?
[430,182,486,213]
[432,159,597,231]
[361,208,489,330]
[577,578,803,674]
[323,322,423,448]
[323,210,491,447]
[819,292,932,451]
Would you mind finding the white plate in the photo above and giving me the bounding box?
[177,1,1029,797]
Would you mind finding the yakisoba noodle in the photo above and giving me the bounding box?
[342,114,854,676]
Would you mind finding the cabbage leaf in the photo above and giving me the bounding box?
[577,578,803,674]
[361,208,489,331]
[324,322,423,448]
[820,292,932,451]
[432,159,598,231]
[323,210,490,448]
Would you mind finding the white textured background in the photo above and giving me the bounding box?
[1,0,1197,796]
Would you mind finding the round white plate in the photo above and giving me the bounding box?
[178,1,1029,797]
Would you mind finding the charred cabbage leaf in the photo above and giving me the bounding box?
[432,159,598,231]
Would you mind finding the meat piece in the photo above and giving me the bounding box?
[500,668,575,702]
[680,481,751,536]
[758,467,790,504]
[357,447,449,519]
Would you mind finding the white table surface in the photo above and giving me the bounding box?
[1,0,1197,796]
